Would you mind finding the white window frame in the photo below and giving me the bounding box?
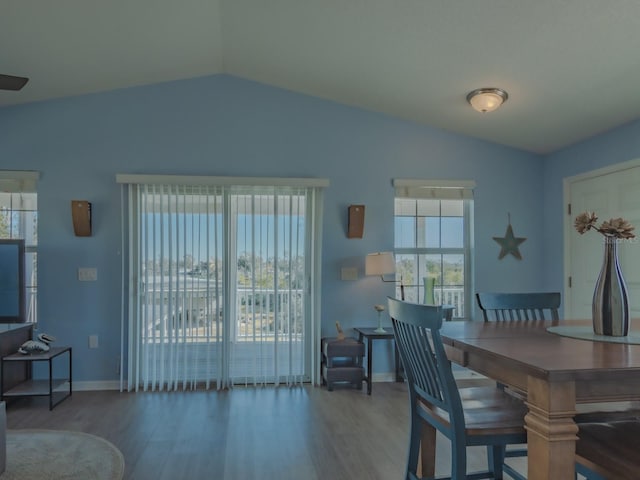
[0,170,39,325]
[393,179,474,319]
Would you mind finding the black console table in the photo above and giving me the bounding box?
[1,346,72,410]
[0,324,33,392]
[353,327,401,395]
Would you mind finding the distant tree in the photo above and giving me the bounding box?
[181,254,194,270]
[0,208,10,238]
[237,253,253,285]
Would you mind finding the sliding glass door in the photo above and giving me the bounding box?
[227,189,307,385]
[121,177,325,391]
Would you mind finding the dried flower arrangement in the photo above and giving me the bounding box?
[574,211,635,239]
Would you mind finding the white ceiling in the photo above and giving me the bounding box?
[2,0,640,154]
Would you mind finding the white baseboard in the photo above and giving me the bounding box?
[74,369,487,391]
[72,367,488,391]
[72,380,122,391]
[371,372,396,383]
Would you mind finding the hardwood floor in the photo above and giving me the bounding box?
[5,382,525,479]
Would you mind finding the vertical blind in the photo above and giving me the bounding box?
[118,175,327,391]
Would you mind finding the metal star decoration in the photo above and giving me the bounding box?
[493,218,526,260]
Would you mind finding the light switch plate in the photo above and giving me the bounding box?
[78,267,97,281]
[341,267,358,281]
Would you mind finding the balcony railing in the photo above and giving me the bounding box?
[141,281,466,344]
[141,283,304,343]
[397,284,466,318]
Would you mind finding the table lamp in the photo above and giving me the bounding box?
[365,251,404,300]
[366,252,399,332]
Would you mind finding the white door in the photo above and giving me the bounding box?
[565,160,640,319]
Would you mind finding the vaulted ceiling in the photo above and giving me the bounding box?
[3,0,640,154]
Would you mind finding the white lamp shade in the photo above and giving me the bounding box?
[467,88,508,113]
[365,252,396,276]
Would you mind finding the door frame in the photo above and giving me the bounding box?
[563,157,640,318]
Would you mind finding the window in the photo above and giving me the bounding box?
[117,175,327,391]
[393,179,474,318]
[0,171,39,324]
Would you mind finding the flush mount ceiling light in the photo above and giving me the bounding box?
[466,88,509,113]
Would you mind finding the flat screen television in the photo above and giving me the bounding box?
[0,239,25,323]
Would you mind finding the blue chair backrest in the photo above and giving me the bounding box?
[476,292,560,321]
[387,297,464,431]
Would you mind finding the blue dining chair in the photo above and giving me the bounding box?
[388,297,528,480]
[475,292,560,322]
[474,292,561,397]
[575,420,640,480]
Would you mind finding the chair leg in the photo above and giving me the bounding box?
[576,463,607,480]
[487,445,505,479]
[419,422,436,478]
[406,412,422,479]
[502,463,526,480]
[488,445,529,480]
[450,437,467,480]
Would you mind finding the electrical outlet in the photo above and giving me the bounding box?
[89,335,99,348]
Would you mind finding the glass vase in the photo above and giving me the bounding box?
[592,236,629,336]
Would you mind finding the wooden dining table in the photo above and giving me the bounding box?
[439,318,640,480]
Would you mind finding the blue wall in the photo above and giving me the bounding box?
[542,119,640,294]
[0,74,550,383]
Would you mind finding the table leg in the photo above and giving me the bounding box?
[0,359,4,401]
[68,347,72,399]
[48,355,53,410]
[394,342,403,382]
[525,377,578,480]
[366,336,373,395]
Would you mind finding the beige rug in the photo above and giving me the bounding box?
[3,429,125,480]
